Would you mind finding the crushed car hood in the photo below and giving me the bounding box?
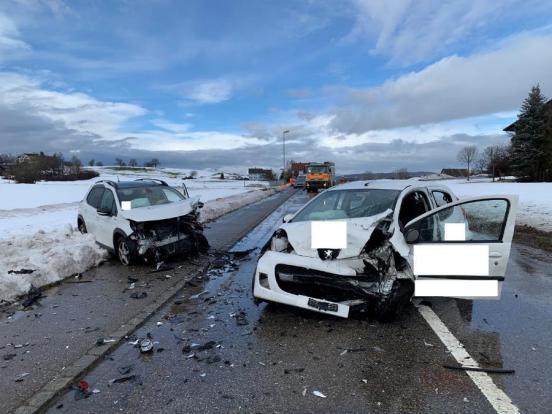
[120,196,200,222]
[281,209,392,259]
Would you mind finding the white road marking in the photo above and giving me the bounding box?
[417,305,519,414]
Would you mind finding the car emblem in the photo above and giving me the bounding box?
[317,248,340,261]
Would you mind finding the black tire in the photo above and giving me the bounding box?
[77,219,87,234]
[116,236,138,266]
[194,232,209,253]
[376,279,414,322]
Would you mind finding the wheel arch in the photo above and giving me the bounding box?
[112,228,128,249]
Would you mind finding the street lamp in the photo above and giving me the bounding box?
[282,129,290,182]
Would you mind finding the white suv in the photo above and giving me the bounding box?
[78,179,207,265]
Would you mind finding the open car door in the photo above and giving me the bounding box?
[402,195,518,299]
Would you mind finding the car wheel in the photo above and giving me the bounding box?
[117,236,138,266]
[194,232,209,253]
[376,279,414,322]
[78,219,87,234]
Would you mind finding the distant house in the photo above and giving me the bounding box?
[16,153,42,164]
[441,168,469,177]
[503,99,552,132]
[248,168,273,181]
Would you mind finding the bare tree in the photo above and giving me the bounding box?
[393,168,409,179]
[457,145,478,181]
[128,158,138,167]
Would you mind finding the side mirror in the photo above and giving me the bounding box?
[283,214,293,223]
[97,207,112,216]
[405,228,420,244]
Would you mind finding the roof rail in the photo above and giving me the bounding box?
[95,180,118,188]
[134,178,168,186]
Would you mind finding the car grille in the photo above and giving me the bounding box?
[275,264,373,302]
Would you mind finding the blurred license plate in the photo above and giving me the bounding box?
[308,298,338,312]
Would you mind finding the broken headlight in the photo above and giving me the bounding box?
[129,220,144,232]
[270,229,293,253]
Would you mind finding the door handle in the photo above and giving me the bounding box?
[489,252,502,258]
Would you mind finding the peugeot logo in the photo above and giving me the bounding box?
[317,248,340,261]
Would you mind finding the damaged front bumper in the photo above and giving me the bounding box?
[128,213,207,261]
[133,233,193,256]
[253,251,405,318]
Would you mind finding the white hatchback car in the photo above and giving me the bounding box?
[253,180,517,320]
[78,179,207,265]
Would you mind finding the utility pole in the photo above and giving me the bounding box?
[491,146,495,182]
[282,129,290,182]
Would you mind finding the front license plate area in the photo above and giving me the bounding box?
[308,298,338,312]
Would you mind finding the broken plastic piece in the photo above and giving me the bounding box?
[139,338,154,353]
[443,364,515,374]
[313,390,327,398]
[130,292,148,299]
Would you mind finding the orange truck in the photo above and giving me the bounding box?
[305,161,336,192]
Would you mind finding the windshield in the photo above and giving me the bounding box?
[292,189,399,222]
[116,186,185,209]
[296,176,305,183]
[308,166,328,173]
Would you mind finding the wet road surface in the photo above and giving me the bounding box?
[1,189,296,413]
[46,191,552,413]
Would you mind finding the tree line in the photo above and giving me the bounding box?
[457,85,552,182]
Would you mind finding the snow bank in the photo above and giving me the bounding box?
[0,225,107,303]
[200,188,279,222]
[446,180,552,232]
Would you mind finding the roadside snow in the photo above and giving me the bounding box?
[445,179,552,232]
[0,225,107,303]
[200,188,278,222]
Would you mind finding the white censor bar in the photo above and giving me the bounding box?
[311,221,347,249]
[413,244,499,298]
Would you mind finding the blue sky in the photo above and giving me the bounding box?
[1,0,552,173]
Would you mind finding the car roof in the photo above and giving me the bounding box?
[328,179,415,191]
[93,180,165,189]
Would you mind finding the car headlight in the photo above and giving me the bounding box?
[270,230,292,253]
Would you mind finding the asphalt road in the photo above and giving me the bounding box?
[45,191,552,414]
[1,188,296,414]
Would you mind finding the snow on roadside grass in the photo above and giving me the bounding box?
[0,225,107,303]
[446,179,552,232]
[0,187,280,303]
[199,188,277,222]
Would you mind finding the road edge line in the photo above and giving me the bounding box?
[417,305,519,414]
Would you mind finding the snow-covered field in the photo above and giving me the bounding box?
[0,167,269,239]
[443,179,552,232]
[0,167,277,303]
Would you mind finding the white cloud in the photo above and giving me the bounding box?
[0,12,30,58]
[348,0,548,65]
[331,33,552,133]
[0,72,146,141]
[181,79,234,104]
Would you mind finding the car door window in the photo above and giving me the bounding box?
[432,190,452,207]
[99,189,117,216]
[86,187,105,208]
[410,199,510,242]
[399,191,431,228]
